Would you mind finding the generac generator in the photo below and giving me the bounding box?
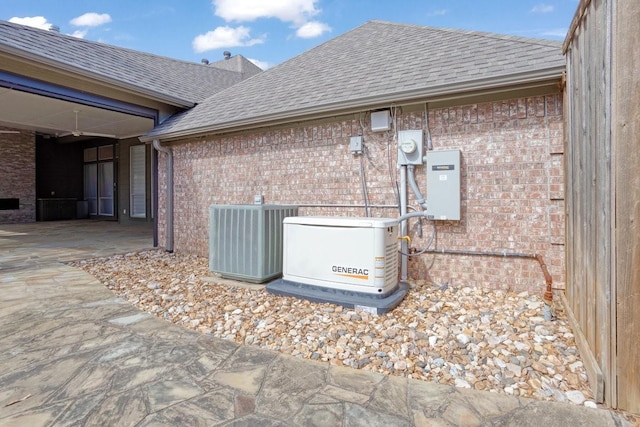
[266,216,408,314]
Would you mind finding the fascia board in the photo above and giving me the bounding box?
[0,45,195,109]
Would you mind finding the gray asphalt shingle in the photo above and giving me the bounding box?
[145,20,564,139]
[0,19,244,105]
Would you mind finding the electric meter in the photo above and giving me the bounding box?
[400,138,417,154]
[397,130,424,165]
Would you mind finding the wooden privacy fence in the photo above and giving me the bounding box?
[563,0,640,414]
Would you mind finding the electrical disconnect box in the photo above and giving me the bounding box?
[426,149,461,220]
[397,130,424,165]
[349,136,363,153]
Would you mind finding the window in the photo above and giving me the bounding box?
[84,147,97,162]
[130,145,146,218]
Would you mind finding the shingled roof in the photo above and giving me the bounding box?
[0,20,249,107]
[143,20,565,141]
[208,54,263,79]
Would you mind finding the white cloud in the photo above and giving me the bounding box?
[427,9,447,17]
[213,0,320,25]
[9,16,53,30]
[193,26,265,53]
[295,21,331,38]
[531,4,554,13]
[70,30,88,39]
[248,58,269,70]
[70,12,112,27]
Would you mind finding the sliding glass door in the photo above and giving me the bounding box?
[84,144,116,219]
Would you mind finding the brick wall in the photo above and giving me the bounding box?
[157,93,564,293]
[0,130,36,223]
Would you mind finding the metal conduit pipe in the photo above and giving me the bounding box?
[152,139,174,252]
[397,210,429,223]
[425,248,554,320]
[407,164,428,210]
[295,203,398,209]
[399,165,409,281]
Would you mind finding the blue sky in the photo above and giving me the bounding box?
[2,0,578,69]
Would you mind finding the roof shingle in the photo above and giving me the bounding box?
[0,19,246,105]
[145,20,564,139]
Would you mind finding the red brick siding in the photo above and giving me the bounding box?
[0,130,36,223]
[157,93,565,293]
[415,94,565,291]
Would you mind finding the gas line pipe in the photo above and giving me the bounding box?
[422,247,555,320]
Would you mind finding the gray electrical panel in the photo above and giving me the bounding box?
[426,150,461,220]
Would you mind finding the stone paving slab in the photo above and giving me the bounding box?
[0,221,634,426]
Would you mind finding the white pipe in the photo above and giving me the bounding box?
[152,139,174,252]
[399,165,408,281]
[407,165,428,210]
[397,210,428,222]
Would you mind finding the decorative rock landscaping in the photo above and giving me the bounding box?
[70,249,595,407]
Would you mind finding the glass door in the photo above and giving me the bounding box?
[84,163,97,215]
[84,144,116,219]
[98,162,114,216]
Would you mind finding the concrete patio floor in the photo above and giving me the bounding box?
[0,220,633,426]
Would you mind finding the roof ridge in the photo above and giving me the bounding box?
[0,19,211,69]
[366,19,563,48]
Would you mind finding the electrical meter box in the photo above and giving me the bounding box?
[426,150,461,220]
[397,130,424,165]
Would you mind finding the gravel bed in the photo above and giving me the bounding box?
[70,249,595,407]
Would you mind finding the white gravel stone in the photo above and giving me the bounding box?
[566,390,587,405]
[569,361,583,373]
[456,333,471,345]
[428,336,438,348]
[455,378,471,388]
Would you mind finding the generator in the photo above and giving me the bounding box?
[266,216,408,314]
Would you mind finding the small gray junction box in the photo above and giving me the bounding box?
[426,150,461,220]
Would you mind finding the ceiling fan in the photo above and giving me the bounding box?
[58,110,116,138]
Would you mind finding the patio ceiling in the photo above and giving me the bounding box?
[0,87,154,141]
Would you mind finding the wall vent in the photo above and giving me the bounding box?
[209,204,298,283]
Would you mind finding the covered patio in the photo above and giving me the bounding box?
[0,220,153,268]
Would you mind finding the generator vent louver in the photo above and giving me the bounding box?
[385,241,398,284]
[209,204,298,283]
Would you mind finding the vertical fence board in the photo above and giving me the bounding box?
[612,0,640,414]
[564,0,611,406]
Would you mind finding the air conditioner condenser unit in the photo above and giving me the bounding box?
[266,216,408,314]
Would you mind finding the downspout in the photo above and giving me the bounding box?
[152,139,174,252]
